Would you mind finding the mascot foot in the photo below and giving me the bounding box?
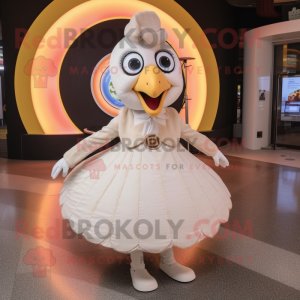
[159,262,196,282]
[130,267,158,292]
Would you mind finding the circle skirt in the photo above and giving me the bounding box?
[59,143,232,254]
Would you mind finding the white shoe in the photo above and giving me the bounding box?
[130,267,158,292]
[159,261,196,282]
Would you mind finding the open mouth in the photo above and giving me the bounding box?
[135,89,169,117]
[139,92,163,110]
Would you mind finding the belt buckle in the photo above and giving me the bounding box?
[144,133,162,150]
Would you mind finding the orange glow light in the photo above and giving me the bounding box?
[31,0,207,134]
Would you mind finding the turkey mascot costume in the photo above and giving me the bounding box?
[52,11,231,292]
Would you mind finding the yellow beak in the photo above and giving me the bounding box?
[133,65,171,117]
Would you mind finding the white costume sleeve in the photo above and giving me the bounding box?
[64,116,119,168]
[179,115,218,157]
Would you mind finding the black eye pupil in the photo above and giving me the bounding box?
[129,58,141,70]
[160,56,170,68]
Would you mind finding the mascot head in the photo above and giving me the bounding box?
[110,11,183,117]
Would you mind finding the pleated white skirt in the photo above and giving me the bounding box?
[59,143,231,253]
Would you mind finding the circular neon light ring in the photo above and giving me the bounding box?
[15,0,219,135]
[31,1,206,133]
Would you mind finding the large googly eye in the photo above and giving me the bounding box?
[121,52,144,76]
[155,51,175,73]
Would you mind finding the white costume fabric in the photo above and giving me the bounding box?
[132,108,168,136]
[56,10,231,256]
[60,108,231,254]
[53,10,232,291]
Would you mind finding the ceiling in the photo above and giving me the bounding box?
[227,0,300,7]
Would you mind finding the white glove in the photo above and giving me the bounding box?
[51,158,70,179]
[212,150,229,168]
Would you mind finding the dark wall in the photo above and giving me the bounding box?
[1,0,242,159]
[0,0,53,136]
[176,0,238,132]
[0,0,53,159]
[282,3,300,21]
[233,6,281,29]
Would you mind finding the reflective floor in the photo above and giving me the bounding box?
[0,154,300,300]
[225,147,300,168]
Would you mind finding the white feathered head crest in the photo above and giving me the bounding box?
[124,11,168,46]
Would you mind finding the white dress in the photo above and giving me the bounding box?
[59,108,231,254]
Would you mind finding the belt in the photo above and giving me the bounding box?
[144,133,162,150]
[124,134,176,150]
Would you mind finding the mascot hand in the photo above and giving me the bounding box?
[212,150,229,168]
[51,158,70,179]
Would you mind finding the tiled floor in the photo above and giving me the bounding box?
[224,147,300,168]
[0,154,300,300]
